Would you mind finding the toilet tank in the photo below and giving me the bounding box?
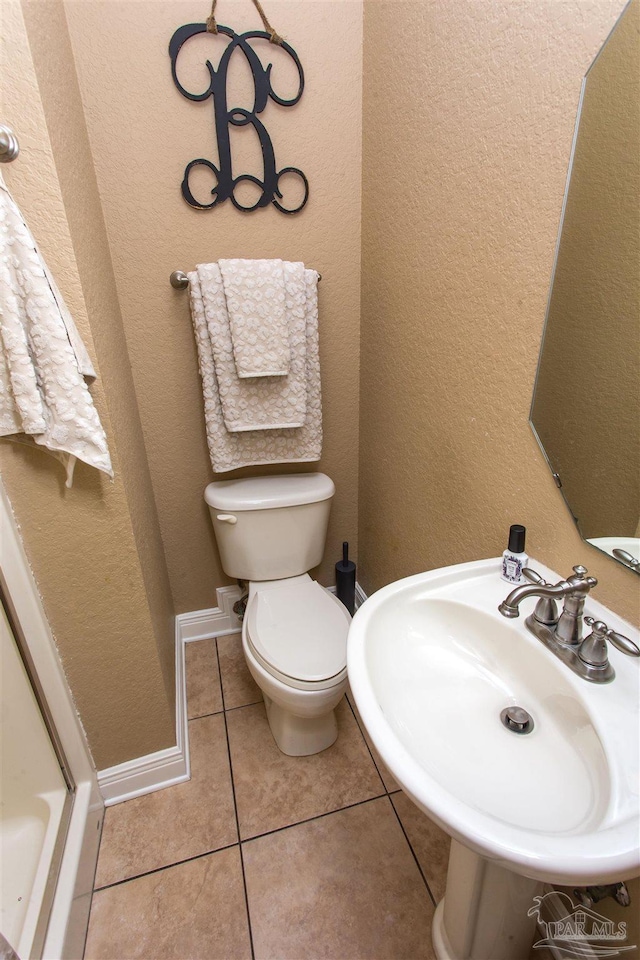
[205,473,335,581]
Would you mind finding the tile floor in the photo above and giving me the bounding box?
[83,634,458,959]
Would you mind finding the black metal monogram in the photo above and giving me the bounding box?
[169,23,308,214]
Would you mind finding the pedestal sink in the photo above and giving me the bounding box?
[347,558,639,960]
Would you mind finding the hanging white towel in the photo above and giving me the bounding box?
[189,267,322,473]
[191,261,307,432]
[218,258,291,377]
[0,172,113,487]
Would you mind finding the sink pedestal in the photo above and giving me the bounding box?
[432,840,542,960]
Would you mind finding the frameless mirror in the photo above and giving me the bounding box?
[530,0,640,574]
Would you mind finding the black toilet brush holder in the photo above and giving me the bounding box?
[335,541,356,615]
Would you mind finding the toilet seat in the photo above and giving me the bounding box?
[245,579,350,692]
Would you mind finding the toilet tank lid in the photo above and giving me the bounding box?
[204,473,335,511]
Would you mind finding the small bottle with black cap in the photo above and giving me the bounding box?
[501,524,528,584]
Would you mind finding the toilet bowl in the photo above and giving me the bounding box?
[242,575,350,755]
[204,473,351,756]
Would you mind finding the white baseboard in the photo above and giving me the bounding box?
[98,744,189,808]
[97,581,366,805]
[179,585,243,642]
[97,612,191,806]
[355,582,368,609]
[97,586,241,805]
[327,582,368,611]
[181,582,366,641]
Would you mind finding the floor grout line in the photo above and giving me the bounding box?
[92,841,241,893]
[387,795,438,908]
[225,698,262,712]
[215,637,256,960]
[345,694,438,907]
[238,791,390,847]
[188,695,262,723]
[344,693,394,795]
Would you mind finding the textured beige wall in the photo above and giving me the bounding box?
[360,0,639,626]
[63,0,363,613]
[21,0,178,715]
[531,0,639,539]
[1,0,175,768]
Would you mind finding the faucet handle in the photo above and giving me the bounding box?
[583,617,640,658]
[612,548,640,571]
[522,568,546,585]
[569,565,598,589]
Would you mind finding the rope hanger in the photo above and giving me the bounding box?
[206,0,284,45]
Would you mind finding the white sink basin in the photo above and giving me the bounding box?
[348,558,640,886]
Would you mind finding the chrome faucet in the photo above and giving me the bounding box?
[499,564,639,683]
[499,565,597,645]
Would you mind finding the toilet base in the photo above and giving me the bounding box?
[263,693,339,756]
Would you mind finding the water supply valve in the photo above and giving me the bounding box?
[573,882,631,909]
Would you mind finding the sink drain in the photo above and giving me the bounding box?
[500,706,534,735]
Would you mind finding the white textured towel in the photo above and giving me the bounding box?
[191,261,307,433]
[219,258,290,377]
[0,172,113,487]
[189,267,322,473]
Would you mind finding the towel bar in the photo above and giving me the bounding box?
[170,271,190,289]
[170,267,321,289]
[0,125,20,163]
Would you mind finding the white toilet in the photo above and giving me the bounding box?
[204,473,351,756]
